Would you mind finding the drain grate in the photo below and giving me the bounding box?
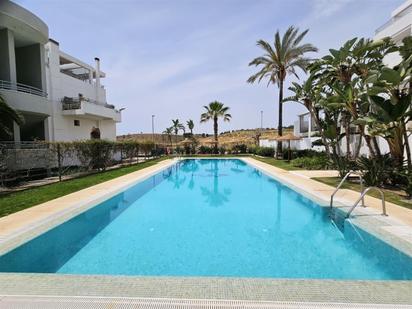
[1,296,411,309]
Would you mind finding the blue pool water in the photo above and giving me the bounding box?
[0,159,411,279]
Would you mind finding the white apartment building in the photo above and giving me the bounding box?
[264,0,411,154]
[46,40,120,141]
[0,0,121,143]
[374,0,412,67]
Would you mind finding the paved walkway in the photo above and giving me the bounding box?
[290,170,340,178]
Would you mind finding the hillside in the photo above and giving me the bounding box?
[117,128,293,147]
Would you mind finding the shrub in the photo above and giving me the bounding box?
[218,146,226,155]
[151,147,165,157]
[356,154,393,186]
[73,140,115,171]
[247,145,257,154]
[255,146,275,157]
[118,141,139,163]
[198,145,213,154]
[291,155,329,170]
[140,141,155,158]
[331,156,357,178]
[232,144,247,153]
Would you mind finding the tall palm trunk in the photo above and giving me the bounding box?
[343,114,351,160]
[403,120,411,169]
[213,116,218,154]
[277,79,284,157]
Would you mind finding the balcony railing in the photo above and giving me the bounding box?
[0,80,47,97]
[61,96,117,111]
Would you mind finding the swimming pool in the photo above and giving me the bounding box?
[0,159,411,279]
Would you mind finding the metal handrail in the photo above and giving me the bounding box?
[330,170,365,209]
[0,79,47,97]
[346,186,387,218]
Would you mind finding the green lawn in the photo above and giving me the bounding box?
[313,177,412,210]
[0,157,168,218]
[252,156,302,171]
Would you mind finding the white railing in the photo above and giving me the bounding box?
[0,80,47,97]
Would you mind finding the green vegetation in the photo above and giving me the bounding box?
[248,25,317,154]
[313,177,412,210]
[0,157,168,218]
[291,155,330,170]
[284,36,412,198]
[171,119,185,135]
[253,156,302,171]
[200,101,232,152]
[186,119,194,135]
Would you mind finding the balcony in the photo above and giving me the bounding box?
[61,96,121,122]
[0,80,47,97]
[0,80,50,115]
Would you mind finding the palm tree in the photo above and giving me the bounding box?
[187,119,194,135]
[163,127,173,148]
[247,26,317,155]
[171,119,185,136]
[0,94,24,138]
[200,101,231,153]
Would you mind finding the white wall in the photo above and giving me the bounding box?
[45,41,118,142]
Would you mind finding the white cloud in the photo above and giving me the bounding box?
[309,0,355,20]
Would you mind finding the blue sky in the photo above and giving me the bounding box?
[16,0,403,134]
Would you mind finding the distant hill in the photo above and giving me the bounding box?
[117,128,293,147]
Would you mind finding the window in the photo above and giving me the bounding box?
[74,120,80,126]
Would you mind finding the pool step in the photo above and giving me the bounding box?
[1,296,411,309]
[329,208,346,233]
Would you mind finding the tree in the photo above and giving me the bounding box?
[362,49,412,167]
[163,127,173,148]
[309,37,396,159]
[171,119,185,136]
[283,78,331,157]
[248,26,317,156]
[0,94,24,138]
[200,101,231,153]
[187,119,194,135]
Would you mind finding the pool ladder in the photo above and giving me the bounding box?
[330,171,387,219]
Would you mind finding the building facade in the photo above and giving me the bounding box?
[0,0,121,143]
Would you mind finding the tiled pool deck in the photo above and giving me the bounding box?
[0,157,412,306]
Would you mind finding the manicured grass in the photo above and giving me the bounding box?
[313,177,412,210]
[0,157,168,218]
[252,156,302,171]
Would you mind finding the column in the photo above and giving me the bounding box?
[44,117,50,141]
[13,121,21,143]
[0,29,17,84]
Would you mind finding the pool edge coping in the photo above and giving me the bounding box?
[0,273,412,305]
